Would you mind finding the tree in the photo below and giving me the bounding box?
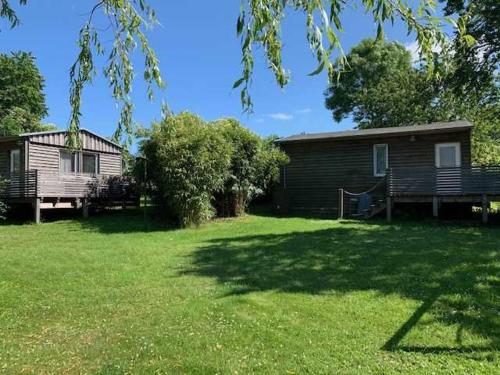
[325,39,438,128]
[324,38,500,164]
[1,1,461,142]
[0,107,57,136]
[0,52,56,136]
[140,112,231,227]
[212,119,288,217]
[0,51,51,135]
[440,0,499,92]
[470,106,500,166]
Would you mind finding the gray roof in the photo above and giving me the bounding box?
[276,120,473,144]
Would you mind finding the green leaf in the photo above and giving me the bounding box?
[308,61,325,76]
[232,77,245,89]
[376,23,384,42]
[463,34,476,47]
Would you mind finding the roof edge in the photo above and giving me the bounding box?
[19,128,122,149]
[276,121,473,144]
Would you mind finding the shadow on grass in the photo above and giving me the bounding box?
[182,223,499,355]
[78,208,174,234]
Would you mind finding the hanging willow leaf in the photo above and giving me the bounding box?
[235,0,455,111]
[308,61,325,76]
[0,1,462,136]
[1,0,163,148]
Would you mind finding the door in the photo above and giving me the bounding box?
[435,143,462,194]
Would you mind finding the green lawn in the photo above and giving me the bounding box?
[0,211,498,374]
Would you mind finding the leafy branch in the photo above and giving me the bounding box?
[235,0,471,111]
[68,0,163,148]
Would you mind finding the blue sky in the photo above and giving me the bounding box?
[0,0,434,145]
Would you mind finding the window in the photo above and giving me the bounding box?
[10,149,20,174]
[60,150,77,173]
[59,150,99,174]
[373,144,388,177]
[435,143,461,168]
[82,153,98,174]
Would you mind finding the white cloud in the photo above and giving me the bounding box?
[405,40,420,62]
[296,108,311,114]
[255,118,264,123]
[268,113,293,121]
[404,40,442,63]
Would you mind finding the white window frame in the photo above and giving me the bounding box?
[435,142,461,168]
[373,144,389,177]
[9,149,21,174]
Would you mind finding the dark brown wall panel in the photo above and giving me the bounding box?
[278,130,471,216]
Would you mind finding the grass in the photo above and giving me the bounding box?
[0,210,498,374]
[492,202,500,212]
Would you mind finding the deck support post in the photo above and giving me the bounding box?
[32,198,41,224]
[482,194,489,224]
[386,196,392,222]
[338,189,344,220]
[82,199,89,219]
[432,196,439,218]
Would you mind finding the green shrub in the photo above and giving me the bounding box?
[212,119,289,217]
[0,178,8,219]
[140,112,231,227]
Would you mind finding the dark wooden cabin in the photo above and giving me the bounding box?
[275,121,500,222]
[0,129,138,222]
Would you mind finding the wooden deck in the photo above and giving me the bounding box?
[0,169,139,222]
[386,166,500,223]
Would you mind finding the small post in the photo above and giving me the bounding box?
[82,199,89,219]
[338,188,344,219]
[33,198,41,224]
[122,185,127,210]
[432,196,439,218]
[386,196,392,222]
[482,194,489,224]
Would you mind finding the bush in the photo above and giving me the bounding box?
[212,119,289,217]
[140,112,231,227]
[0,178,8,219]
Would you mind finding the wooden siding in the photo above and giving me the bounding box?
[28,143,60,173]
[0,140,26,176]
[28,143,122,176]
[27,142,122,198]
[37,172,96,198]
[28,130,121,154]
[0,145,10,176]
[100,153,122,175]
[278,130,471,216]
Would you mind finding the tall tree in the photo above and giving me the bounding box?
[324,39,500,164]
[440,0,499,92]
[0,52,47,120]
[324,39,438,128]
[1,1,464,143]
[0,52,56,136]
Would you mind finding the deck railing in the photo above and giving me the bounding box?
[387,166,500,196]
[0,170,38,198]
[0,170,139,203]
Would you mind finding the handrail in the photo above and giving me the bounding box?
[343,177,387,196]
[387,166,500,196]
[0,170,38,198]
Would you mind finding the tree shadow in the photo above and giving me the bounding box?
[182,223,499,354]
[77,209,175,234]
